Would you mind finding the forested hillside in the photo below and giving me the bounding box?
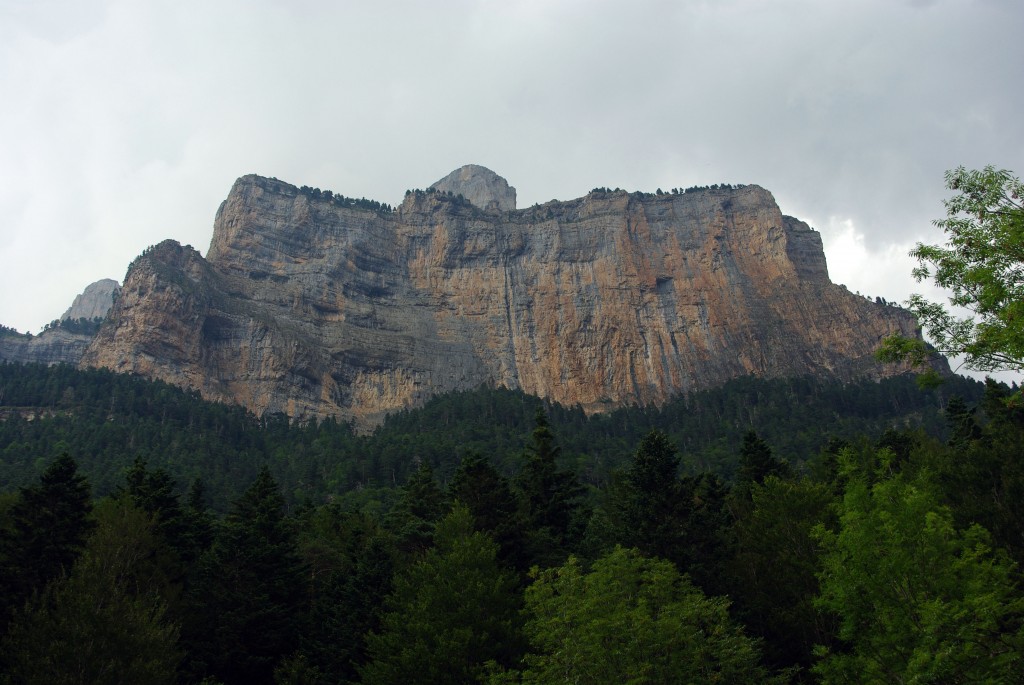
[1,359,1022,682]
[0,361,984,509]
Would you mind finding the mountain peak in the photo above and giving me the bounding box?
[429,164,516,212]
[61,279,120,321]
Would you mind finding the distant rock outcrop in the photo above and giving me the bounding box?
[1,279,120,366]
[61,279,120,321]
[0,328,96,366]
[430,164,516,212]
[81,169,933,427]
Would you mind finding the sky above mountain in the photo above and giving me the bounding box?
[1,0,1022,381]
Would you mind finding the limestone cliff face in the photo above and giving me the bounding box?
[0,328,96,366]
[1,279,120,366]
[82,171,927,427]
[430,164,517,212]
[61,279,121,321]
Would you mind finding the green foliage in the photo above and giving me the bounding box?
[0,363,980,509]
[186,467,307,685]
[880,165,1024,374]
[500,546,776,684]
[728,476,837,674]
[813,450,1024,683]
[0,498,182,685]
[593,431,732,594]
[385,459,447,554]
[361,505,523,685]
[736,430,790,490]
[514,408,588,569]
[449,451,526,571]
[0,453,93,628]
[41,316,104,336]
[293,505,394,683]
[931,380,1024,565]
[598,430,688,564]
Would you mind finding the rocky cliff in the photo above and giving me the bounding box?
[430,165,516,212]
[0,328,96,366]
[1,279,120,366]
[61,278,120,321]
[81,168,928,427]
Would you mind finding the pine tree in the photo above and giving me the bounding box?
[736,430,789,492]
[185,466,306,685]
[0,453,94,631]
[361,506,523,685]
[514,408,587,569]
[0,498,183,684]
[602,430,685,560]
[449,451,525,571]
[386,459,447,554]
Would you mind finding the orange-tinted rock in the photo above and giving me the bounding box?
[81,173,929,428]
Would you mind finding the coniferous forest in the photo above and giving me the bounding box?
[1,360,1023,683]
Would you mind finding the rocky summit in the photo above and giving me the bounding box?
[79,168,927,428]
[61,278,120,322]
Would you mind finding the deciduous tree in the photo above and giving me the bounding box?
[879,165,1024,375]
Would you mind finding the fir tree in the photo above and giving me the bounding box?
[0,453,94,631]
[185,466,306,685]
[514,408,587,569]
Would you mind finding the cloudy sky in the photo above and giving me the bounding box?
[2,0,1022,377]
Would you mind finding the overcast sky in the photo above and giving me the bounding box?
[2,0,1022,378]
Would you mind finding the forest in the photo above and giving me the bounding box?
[1,165,1022,683]
[0,359,1022,683]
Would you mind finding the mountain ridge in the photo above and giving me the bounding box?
[76,167,931,427]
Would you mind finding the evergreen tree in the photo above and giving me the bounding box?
[727,476,838,674]
[185,466,306,685]
[602,430,686,563]
[514,408,587,569]
[361,505,523,685]
[449,451,525,571]
[0,453,94,632]
[944,395,983,448]
[736,430,789,490]
[119,457,198,565]
[933,381,1024,565]
[295,506,394,684]
[595,432,731,591]
[386,459,447,554]
[0,498,182,684]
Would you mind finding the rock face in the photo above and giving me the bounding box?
[1,279,120,366]
[61,279,121,321]
[81,170,930,427]
[0,328,96,366]
[430,165,516,212]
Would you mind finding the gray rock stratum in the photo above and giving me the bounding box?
[1,279,120,366]
[61,278,121,321]
[80,169,930,427]
[430,164,516,212]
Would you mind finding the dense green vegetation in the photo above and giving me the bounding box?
[0,362,984,511]
[0,359,1021,682]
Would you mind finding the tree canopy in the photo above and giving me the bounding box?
[879,165,1024,375]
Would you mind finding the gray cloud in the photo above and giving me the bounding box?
[2,0,1022,381]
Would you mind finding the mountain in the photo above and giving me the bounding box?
[60,278,120,321]
[0,279,119,366]
[75,165,929,427]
